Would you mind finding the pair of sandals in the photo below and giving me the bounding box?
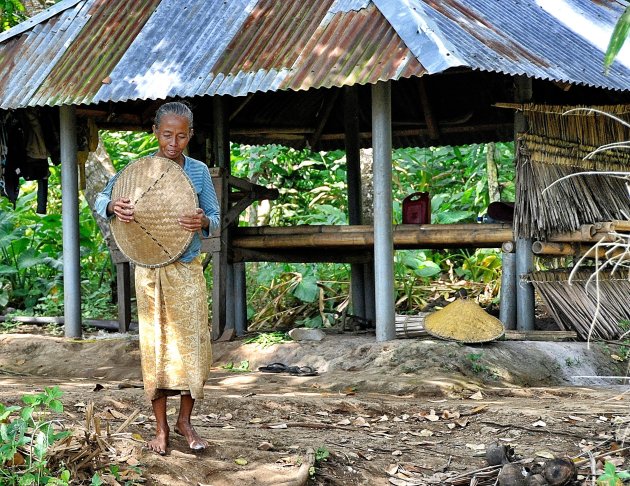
[258,362,319,376]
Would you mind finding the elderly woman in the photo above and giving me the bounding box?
[95,102,220,455]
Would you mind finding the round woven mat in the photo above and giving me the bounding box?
[424,299,505,343]
[110,156,197,268]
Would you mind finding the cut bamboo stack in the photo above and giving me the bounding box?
[529,270,630,340]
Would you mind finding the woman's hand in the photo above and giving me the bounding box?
[109,197,134,222]
[179,208,208,232]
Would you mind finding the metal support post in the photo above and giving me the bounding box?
[60,105,82,338]
[371,81,396,342]
[514,76,535,331]
[499,250,516,329]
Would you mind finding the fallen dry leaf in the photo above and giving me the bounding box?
[386,464,399,476]
[531,420,547,427]
[426,409,440,422]
[469,391,484,400]
[455,418,469,428]
[465,443,486,451]
[353,417,371,428]
[535,451,555,459]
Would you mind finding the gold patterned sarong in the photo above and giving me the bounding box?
[135,257,212,401]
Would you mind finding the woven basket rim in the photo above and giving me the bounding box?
[110,156,197,268]
[424,300,505,343]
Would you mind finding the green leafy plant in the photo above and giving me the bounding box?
[243,332,292,347]
[309,446,331,478]
[0,386,71,486]
[0,0,26,31]
[220,360,251,372]
[597,461,630,485]
[466,353,488,374]
[604,5,630,74]
[564,357,580,367]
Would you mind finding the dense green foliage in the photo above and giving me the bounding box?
[0,0,26,31]
[0,386,71,485]
[0,132,515,328]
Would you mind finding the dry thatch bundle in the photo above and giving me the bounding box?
[514,133,630,239]
[528,269,630,340]
[47,402,143,483]
[521,103,630,147]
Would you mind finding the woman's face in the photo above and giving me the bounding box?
[153,114,193,164]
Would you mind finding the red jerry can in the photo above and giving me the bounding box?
[402,192,431,224]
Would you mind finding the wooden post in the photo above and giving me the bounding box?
[344,86,366,320]
[116,262,131,332]
[211,97,230,340]
[234,262,247,336]
[60,105,82,338]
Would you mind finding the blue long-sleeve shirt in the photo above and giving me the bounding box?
[95,155,220,263]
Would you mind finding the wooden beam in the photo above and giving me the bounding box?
[417,77,440,140]
[308,90,340,150]
[232,248,373,263]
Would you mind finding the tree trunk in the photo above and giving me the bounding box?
[359,148,374,225]
[83,139,116,247]
[486,142,500,202]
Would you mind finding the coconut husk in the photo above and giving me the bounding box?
[424,299,504,343]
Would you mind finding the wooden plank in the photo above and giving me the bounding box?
[502,330,578,341]
[211,97,230,340]
[232,248,373,264]
[116,262,131,333]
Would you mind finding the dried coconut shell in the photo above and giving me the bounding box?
[424,299,505,343]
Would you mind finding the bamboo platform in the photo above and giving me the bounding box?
[229,223,513,262]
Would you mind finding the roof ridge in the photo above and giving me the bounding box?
[0,0,83,44]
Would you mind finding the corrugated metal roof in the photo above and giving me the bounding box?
[381,0,630,88]
[0,0,628,109]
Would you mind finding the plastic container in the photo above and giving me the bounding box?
[402,191,431,224]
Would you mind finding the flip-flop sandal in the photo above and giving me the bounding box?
[258,362,288,373]
[287,366,319,376]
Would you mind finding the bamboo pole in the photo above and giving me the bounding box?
[232,224,514,250]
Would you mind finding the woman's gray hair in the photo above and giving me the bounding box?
[155,102,194,129]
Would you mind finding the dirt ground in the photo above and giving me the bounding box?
[1,328,629,485]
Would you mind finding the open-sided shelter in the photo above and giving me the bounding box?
[0,0,629,340]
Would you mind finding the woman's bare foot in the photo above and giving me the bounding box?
[147,426,169,456]
[174,420,207,451]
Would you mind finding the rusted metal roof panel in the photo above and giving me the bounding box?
[93,0,257,103]
[279,4,424,91]
[32,0,162,107]
[94,0,422,101]
[379,0,630,90]
[0,1,90,110]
